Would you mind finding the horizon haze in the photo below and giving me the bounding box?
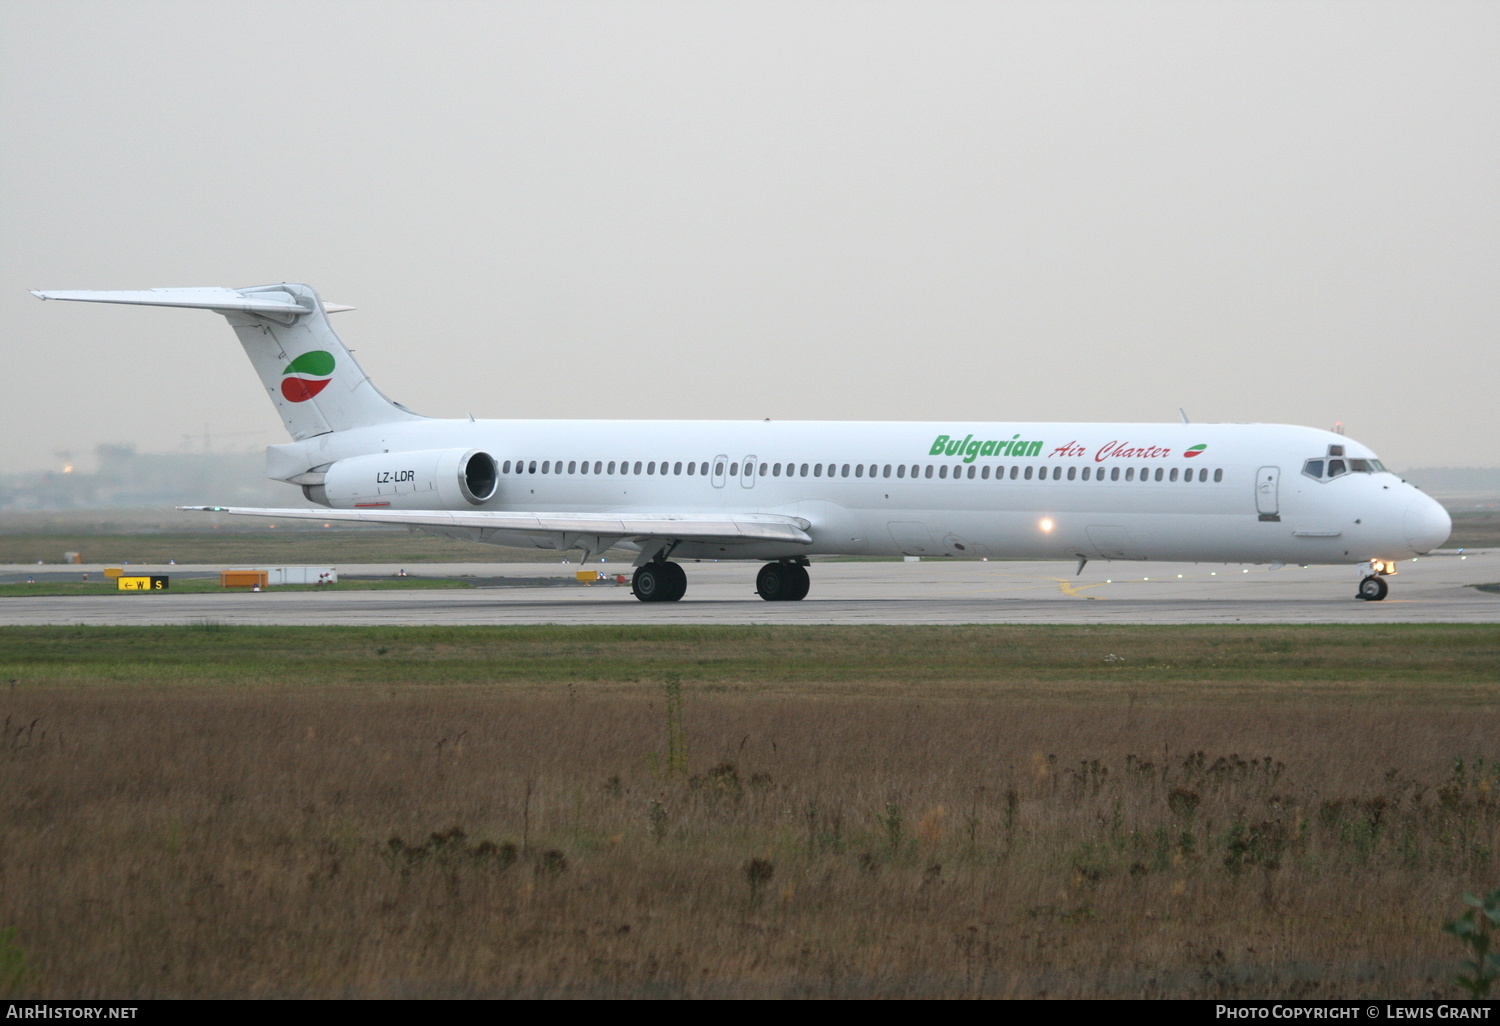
[4,1,1496,476]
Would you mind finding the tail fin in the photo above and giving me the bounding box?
[32,283,423,439]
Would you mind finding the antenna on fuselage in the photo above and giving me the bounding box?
[1178,409,1190,424]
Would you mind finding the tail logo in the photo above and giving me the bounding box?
[280,350,335,402]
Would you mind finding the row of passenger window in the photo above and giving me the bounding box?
[501,458,1224,484]
[504,459,707,476]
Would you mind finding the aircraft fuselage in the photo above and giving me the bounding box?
[273,417,1448,566]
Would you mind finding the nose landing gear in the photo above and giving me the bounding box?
[1356,560,1396,601]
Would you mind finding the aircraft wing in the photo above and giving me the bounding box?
[178,506,813,546]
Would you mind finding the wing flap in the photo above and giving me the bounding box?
[179,506,814,545]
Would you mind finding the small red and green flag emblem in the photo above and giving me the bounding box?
[1183,444,1207,458]
[280,350,335,402]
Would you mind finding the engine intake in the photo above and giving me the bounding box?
[307,449,499,509]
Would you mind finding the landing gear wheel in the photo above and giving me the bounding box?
[785,562,810,601]
[756,563,789,601]
[633,562,686,603]
[757,562,810,601]
[632,563,664,602]
[1357,575,1388,601]
[659,561,687,602]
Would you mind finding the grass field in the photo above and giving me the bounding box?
[1448,510,1500,549]
[1,624,1498,998]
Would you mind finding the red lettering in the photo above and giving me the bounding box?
[1094,441,1177,461]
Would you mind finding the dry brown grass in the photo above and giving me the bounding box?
[3,668,1500,998]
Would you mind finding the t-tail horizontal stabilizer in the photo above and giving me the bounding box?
[32,284,416,440]
[30,287,354,316]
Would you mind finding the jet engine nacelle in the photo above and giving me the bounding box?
[309,448,499,509]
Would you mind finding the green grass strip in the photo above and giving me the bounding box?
[0,624,1496,703]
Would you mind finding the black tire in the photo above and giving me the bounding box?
[786,562,810,601]
[633,563,665,602]
[1357,575,1388,601]
[756,562,789,601]
[757,562,810,601]
[660,561,687,602]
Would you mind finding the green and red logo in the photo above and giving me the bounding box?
[1183,444,1207,458]
[280,350,335,402]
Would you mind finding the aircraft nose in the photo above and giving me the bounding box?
[1404,494,1451,553]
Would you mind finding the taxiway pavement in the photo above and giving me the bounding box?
[1,552,1495,626]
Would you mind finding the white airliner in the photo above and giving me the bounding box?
[33,283,1451,603]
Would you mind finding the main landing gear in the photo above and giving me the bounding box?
[632,560,687,603]
[756,560,810,602]
[630,558,812,603]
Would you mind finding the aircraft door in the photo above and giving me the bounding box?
[741,455,757,488]
[711,455,728,489]
[1255,466,1280,521]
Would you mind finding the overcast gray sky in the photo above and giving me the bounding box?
[4,0,1495,475]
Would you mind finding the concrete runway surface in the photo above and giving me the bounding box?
[1,551,1496,626]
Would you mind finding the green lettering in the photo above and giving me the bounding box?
[927,431,1043,460]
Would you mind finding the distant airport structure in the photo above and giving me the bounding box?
[0,445,307,511]
[1395,468,1500,509]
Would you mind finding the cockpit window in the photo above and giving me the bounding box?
[1304,455,1387,481]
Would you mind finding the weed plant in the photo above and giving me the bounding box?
[0,624,1496,997]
